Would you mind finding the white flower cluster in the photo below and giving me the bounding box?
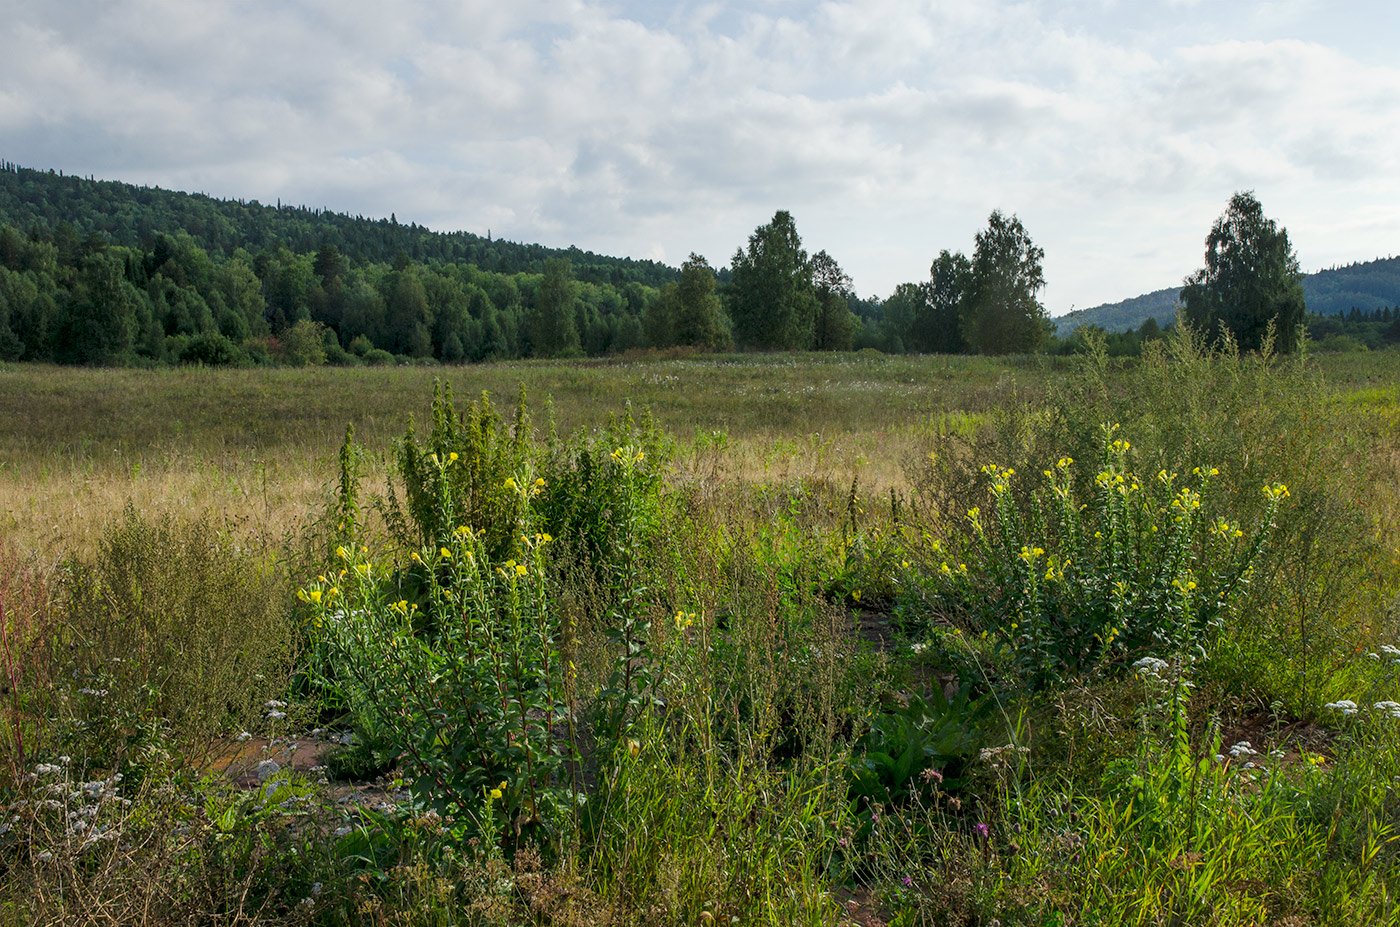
[265,699,287,721]
[1367,645,1400,664]
[1322,698,1400,719]
[27,762,127,852]
[978,744,1031,768]
[1132,656,1170,677]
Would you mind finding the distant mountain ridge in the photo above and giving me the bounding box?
[1057,255,1400,334]
[0,162,679,288]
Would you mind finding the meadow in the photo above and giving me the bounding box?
[2,335,1399,926]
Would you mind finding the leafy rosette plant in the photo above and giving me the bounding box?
[938,425,1288,687]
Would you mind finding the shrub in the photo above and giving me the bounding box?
[916,429,1285,689]
[178,331,245,366]
[57,508,296,767]
[0,541,55,786]
[306,470,573,840]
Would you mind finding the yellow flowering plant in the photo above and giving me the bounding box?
[934,425,1287,687]
[307,470,573,844]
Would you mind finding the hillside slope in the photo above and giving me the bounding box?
[0,163,677,288]
[1056,256,1400,333]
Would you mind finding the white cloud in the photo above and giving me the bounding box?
[1,0,1398,311]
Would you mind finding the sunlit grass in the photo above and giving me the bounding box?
[2,344,1398,926]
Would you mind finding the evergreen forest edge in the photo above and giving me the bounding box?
[3,163,1399,369]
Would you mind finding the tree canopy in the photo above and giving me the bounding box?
[726,211,818,350]
[961,211,1047,355]
[1181,191,1305,353]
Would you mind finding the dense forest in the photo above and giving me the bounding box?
[0,163,676,288]
[0,164,689,365]
[1,163,1395,366]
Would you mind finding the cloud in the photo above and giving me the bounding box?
[1,0,1398,311]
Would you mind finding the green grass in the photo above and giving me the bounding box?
[2,342,1399,926]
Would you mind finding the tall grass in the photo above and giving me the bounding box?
[1,344,1397,925]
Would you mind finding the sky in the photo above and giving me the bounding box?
[2,0,1398,316]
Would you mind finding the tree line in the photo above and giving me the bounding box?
[0,206,1054,366]
[0,163,1373,365]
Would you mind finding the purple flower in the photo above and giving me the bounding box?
[901,876,913,887]
[975,822,990,839]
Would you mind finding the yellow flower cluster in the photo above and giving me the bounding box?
[1209,517,1244,539]
[1170,487,1202,513]
[610,446,645,465]
[981,463,1015,496]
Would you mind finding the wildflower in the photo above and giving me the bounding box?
[307,589,322,604]
[1132,656,1169,677]
[515,564,527,576]
[448,452,459,463]
[1324,699,1359,717]
[975,822,990,839]
[1375,701,1400,719]
[236,731,252,742]
[504,477,517,491]
[1263,483,1290,502]
[35,763,62,776]
[1228,741,1259,758]
[489,788,502,800]
[627,738,641,758]
[440,547,452,559]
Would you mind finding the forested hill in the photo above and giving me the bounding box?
[0,163,677,288]
[1057,256,1400,334]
